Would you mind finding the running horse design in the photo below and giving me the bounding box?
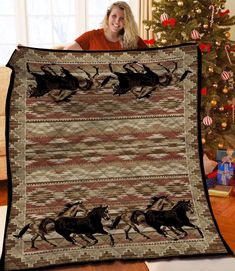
[132,200,204,239]
[39,206,115,247]
[14,201,88,249]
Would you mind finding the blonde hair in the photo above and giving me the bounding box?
[102,1,139,49]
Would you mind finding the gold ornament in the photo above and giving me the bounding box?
[203,24,209,29]
[218,142,224,149]
[208,66,214,73]
[215,41,221,46]
[161,39,167,44]
[211,99,217,107]
[221,122,228,128]
[177,1,184,6]
[201,137,206,144]
[225,32,231,39]
[222,86,229,94]
[196,8,202,14]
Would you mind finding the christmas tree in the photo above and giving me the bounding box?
[144,0,235,159]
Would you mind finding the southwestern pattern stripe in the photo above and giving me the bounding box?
[3,44,230,270]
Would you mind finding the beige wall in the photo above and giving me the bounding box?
[226,0,235,40]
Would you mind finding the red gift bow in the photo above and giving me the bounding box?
[144,38,155,45]
[199,43,212,53]
[219,9,230,16]
[201,87,207,96]
[162,18,176,27]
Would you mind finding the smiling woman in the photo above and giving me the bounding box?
[64,1,147,50]
[0,0,140,65]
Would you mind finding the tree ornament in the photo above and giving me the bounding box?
[215,41,221,46]
[196,8,202,14]
[160,12,169,22]
[221,70,230,81]
[220,4,226,9]
[203,24,209,29]
[209,5,215,27]
[203,116,213,126]
[199,42,211,53]
[191,29,200,40]
[221,121,228,128]
[145,25,150,31]
[225,32,231,39]
[162,18,176,27]
[222,86,229,94]
[219,106,225,111]
[201,87,207,96]
[201,137,206,144]
[218,142,224,149]
[211,99,217,107]
[213,83,218,88]
[161,38,167,44]
[219,9,230,16]
[208,66,214,73]
[177,1,184,7]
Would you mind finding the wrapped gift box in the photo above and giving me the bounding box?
[217,162,234,185]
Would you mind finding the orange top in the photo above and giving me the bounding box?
[75,28,148,50]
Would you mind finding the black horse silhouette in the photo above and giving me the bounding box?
[27,63,100,102]
[39,206,114,247]
[101,61,192,98]
[132,200,204,239]
[14,201,88,249]
[109,195,173,241]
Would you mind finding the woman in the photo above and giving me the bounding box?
[64,1,147,50]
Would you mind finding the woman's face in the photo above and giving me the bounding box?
[108,6,125,34]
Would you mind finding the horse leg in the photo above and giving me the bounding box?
[124,225,133,241]
[99,229,115,246]
[173,226,188,238]
[59,232,77,245]
[185,222,204,238]
[131,223,150,239]
[40,233,57,247]
[31,234,40,249]
[84,233,98,247]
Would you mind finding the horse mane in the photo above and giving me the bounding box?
[57,201,81,216]
[87,206,105,216]
[146,195,170,210]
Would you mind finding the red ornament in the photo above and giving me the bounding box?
[201,87,207,96]
[191,29,200,40]
[160,12,169,22]
[221,70,230,80]
[203,116,213,126]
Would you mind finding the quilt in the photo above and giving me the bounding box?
[1,44,231,270]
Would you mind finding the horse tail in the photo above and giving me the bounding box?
[39,218,55,233]
[131,210,145,225]
[13,223,30,239]
[108,215,122,229]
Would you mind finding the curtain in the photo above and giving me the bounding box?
[138,0,153,40]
